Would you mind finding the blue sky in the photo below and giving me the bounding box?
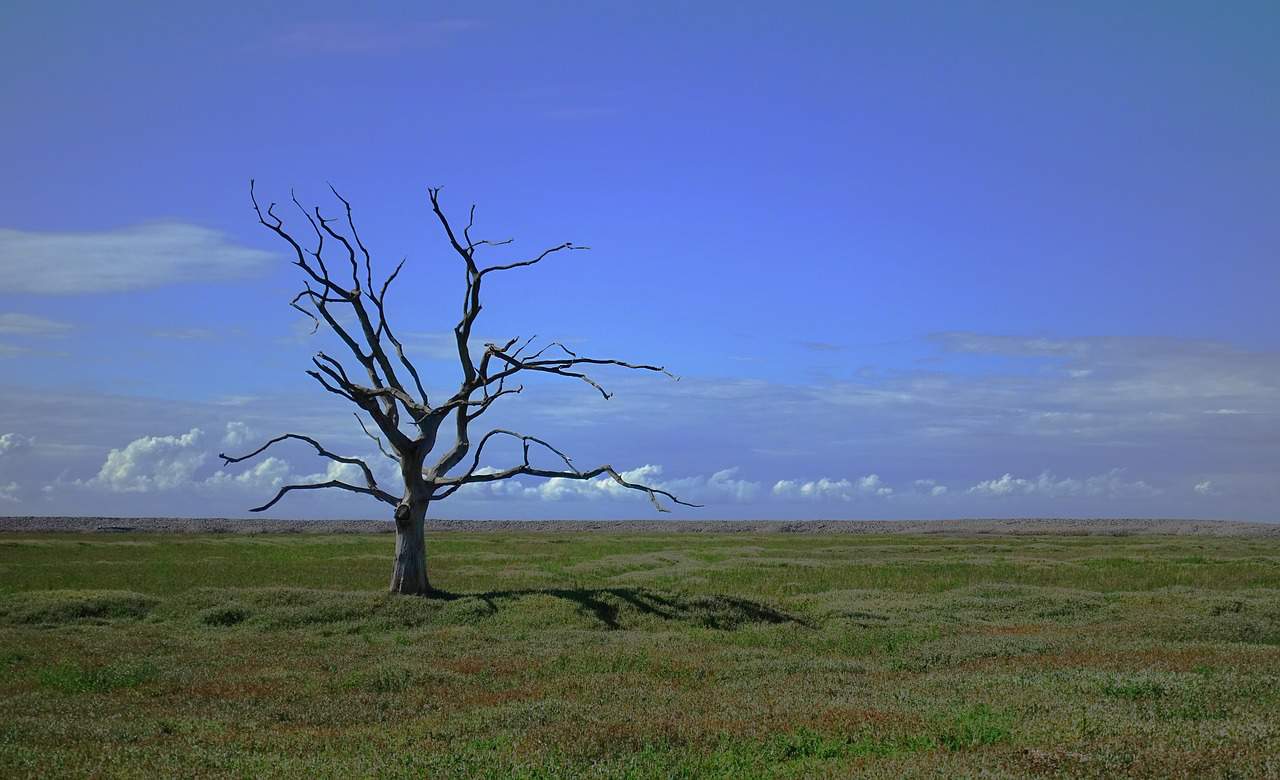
[1,1,1277,520]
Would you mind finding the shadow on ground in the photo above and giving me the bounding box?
[433,586,809,630]
[0,586,809,632]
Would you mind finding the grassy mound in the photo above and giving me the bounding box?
[0,590,159,625]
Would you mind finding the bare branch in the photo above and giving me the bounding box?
[355,413,399,462]
[448,428,575,479]
[471,238,514,250]
[306,369,356,402]
[314,352,355,387]
[463,203,477,249]
[431,429,699,511]
[372,258,430,406]
[251,180,350,301]
[248,480,398,512]
[328,183,375,296]
[290,189,332,281]
[483,347,675,400]
[525,340,578,361]
[265,186,415,427]
[428,187,484,394]
[465,385,523,421]
[311,353,428,427]
[315,206,361,293]
[220,433,385,490]
[289,289,321,334]
[428,187,478,273]
[479,242,586,277]
[294,268,396,417]
[509,335,538,360]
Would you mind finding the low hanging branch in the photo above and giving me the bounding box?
[218,433,398,511]
[221,182,697,595]
[430,428,691,512]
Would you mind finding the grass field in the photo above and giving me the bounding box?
[2,530,1278,777]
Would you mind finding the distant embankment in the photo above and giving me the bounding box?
[0,516,1276,536]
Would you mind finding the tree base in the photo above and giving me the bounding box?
[389,505,430,595]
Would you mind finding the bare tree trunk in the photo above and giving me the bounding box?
[390,500,430,595]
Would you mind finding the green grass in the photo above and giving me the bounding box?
[1,531,1279,777]
[38,660,159,693]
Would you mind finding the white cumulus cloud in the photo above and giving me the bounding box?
[206,456,291,490]
[81,425,399,505]
[221,421,254,449]
[87,428,208,493]
[967,469,1159,498]
[1193,479,1220,496]
[297,459,372,486]
[914,479,949,496]
[772,474,892,501]
[533,464,666,502]
[0,432,35,455]
[455,464,761,505]
[653,467,761,502]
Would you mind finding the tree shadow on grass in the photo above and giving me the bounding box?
[431,586,810,630]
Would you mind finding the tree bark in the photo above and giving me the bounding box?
[389,500,430,595]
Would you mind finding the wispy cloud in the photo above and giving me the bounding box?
[0,224,275,295]
[797,340,846,352]
[270,19,479,55]
[0,311,70,358]
[932,332,1092,358]
[0,313,72,336]
[150,328,222,341]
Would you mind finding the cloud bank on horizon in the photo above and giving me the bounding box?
[0,324,1275,520]
[0,3,1276,520]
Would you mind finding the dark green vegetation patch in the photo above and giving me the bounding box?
[1,531,1279,777]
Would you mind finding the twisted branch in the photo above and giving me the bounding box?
[219,433,385,493]
[431,429,700,512]
[248,480,398,512]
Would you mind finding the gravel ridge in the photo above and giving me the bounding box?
[1,516,1276,536]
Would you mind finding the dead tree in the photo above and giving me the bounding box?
[220,183,695,595]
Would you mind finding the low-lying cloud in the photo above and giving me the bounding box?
[966,469,1160,498]
[772,475,892,501]
[1,329,1276,519]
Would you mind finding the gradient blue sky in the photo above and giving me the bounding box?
[1,1,1277,520]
